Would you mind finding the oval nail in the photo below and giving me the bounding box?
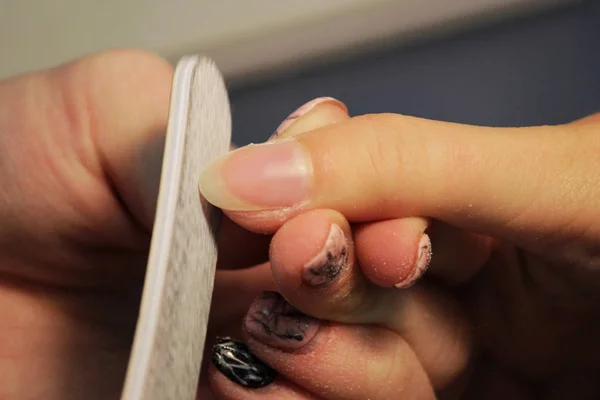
[212,336,277,389]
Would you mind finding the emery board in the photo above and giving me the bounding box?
[121,55,232,400]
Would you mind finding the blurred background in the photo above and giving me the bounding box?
[2,0,598,145]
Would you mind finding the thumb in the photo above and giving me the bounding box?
[199,113,600,257]
[0,49,173,284]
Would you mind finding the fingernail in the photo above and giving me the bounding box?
[212,337,276,389]
[395,234,432,288]
[271,97,342,139]
[244,291,320,351]
[303,224,348,286]
[198,140,312,211]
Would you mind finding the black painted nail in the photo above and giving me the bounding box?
[303,224,348,286]
[211,337,276,389]
[244,291,320,350]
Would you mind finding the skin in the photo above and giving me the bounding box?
[0,49,278,399]
[2,47,600,399]
[210,102,467,399]
[204,100,600,398]
[0,49,427,400]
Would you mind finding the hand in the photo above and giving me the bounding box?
[201,100,600,398]
[0,49,275,400]
[206,98,470,399]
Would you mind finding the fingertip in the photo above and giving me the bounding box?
[354,218,429,288]
[203,97,351,234]
[269,209,353,291]
[267,209,377,323]
[208,363,269,400]
[208,355,318,400]
[243,323,436,400]
[52,48,175,231]
[53,48,174,125]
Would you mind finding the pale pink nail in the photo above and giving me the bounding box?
[303,224,348,286]
[395,234,432,289]
[271,97,341,139]
[209,140,311,209]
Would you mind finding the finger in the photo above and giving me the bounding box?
[354,218,492,286]
[200,263,277,393]
[216,97,350,268]
[55,49,173,231]
[258,98,489,286]
[352,217,433,288]
[0,49,173,284]
[208,341,321,399]
[224,97,349,233]
[244,321,436,400]
[253,209,471,390]
[199,113,600,258]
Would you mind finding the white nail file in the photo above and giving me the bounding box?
[121,55,232,400]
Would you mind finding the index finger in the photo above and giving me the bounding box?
[199,113,600,254]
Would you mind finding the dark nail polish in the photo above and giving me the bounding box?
[303,224,348,286]
[244,291,320,350]
[212,337,276,389]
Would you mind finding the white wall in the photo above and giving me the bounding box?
[0,0,577,82]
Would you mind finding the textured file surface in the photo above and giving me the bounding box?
[121,56,231,400]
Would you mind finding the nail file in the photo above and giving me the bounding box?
[120,55,231,400]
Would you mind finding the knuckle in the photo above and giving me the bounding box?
[350,114,408,201]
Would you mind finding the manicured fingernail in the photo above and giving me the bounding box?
[271,97,342,139]
[198,140,312,211]
[244,291,320,351]
[395,234,432,288]
[303,224,348,286]
[212,337,276,389]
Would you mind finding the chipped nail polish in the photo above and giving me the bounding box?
[395,233,432,288]
[244,291,320,350]
[212,337,276,389]
[303,224,348,286]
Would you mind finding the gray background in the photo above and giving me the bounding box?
[228,0,600,146]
